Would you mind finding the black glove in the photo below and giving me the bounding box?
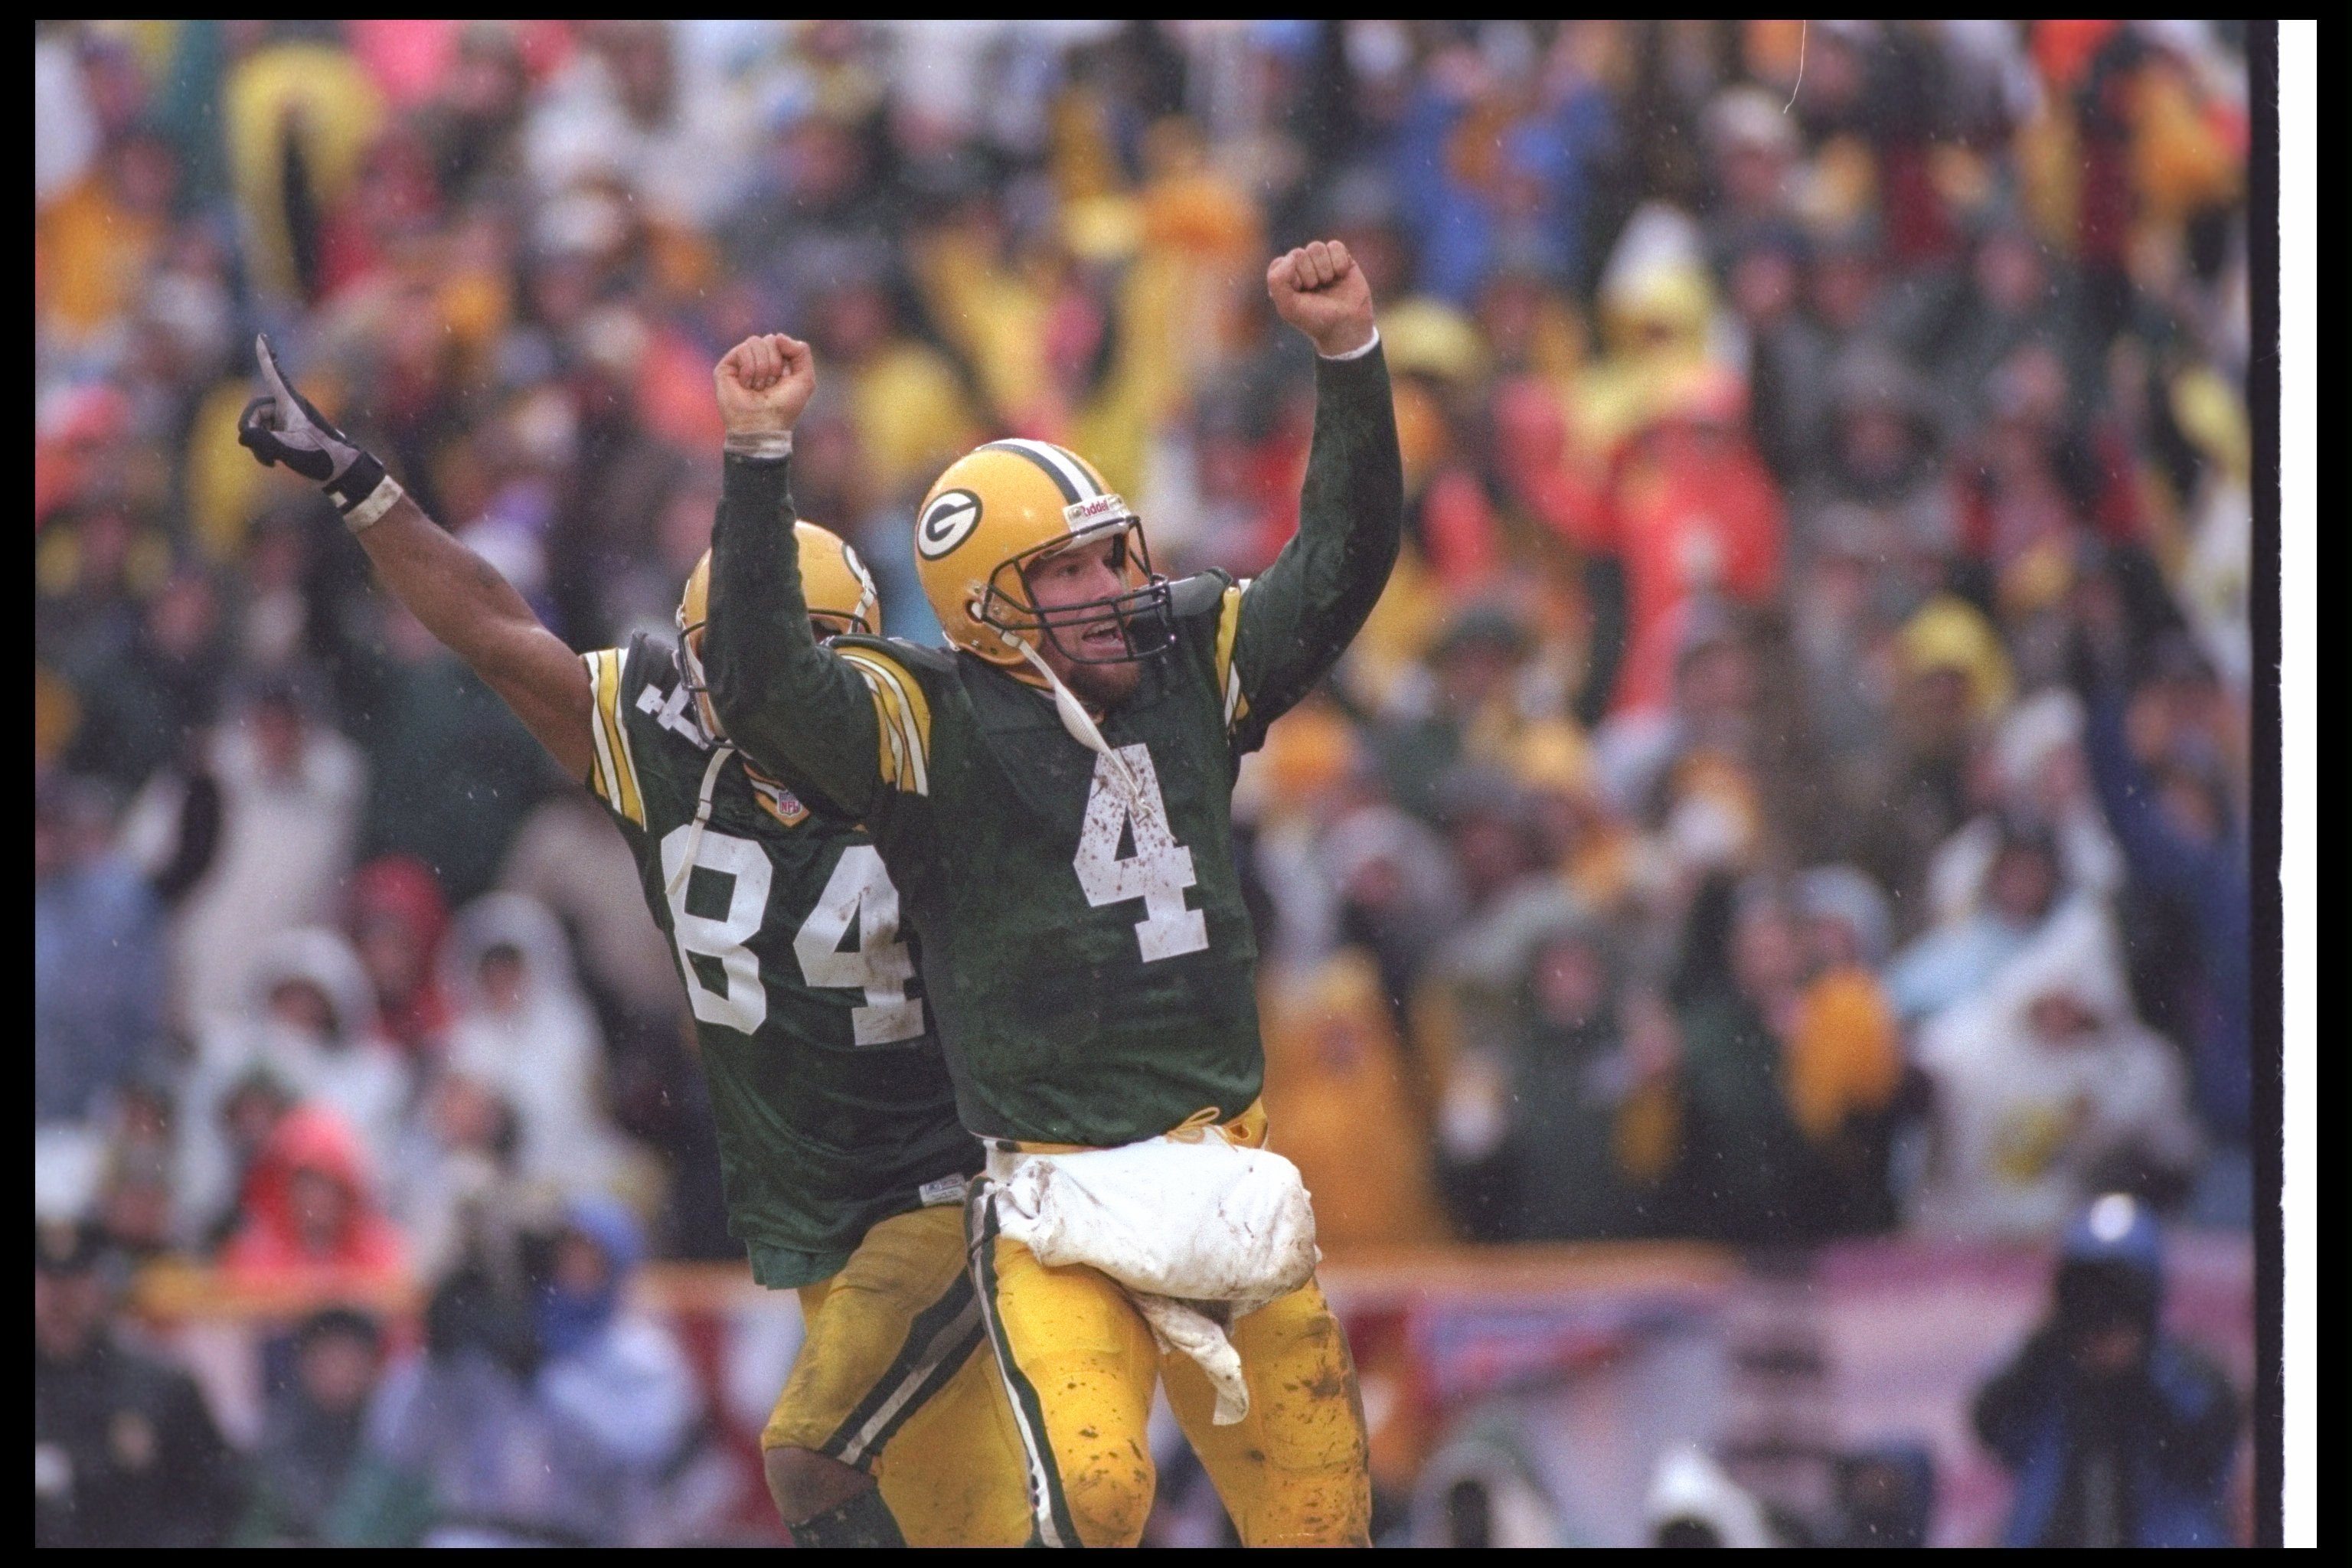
[236,334,401,527]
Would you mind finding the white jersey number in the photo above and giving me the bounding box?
[659,825,773,1034]
[1073,743,1210,962]
[661,831,924,1044]
[793,844,926,1046]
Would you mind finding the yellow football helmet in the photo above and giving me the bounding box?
[677,521,878,735]
[912,439,1173,671]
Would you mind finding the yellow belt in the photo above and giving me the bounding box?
[996,1097,1269,1158]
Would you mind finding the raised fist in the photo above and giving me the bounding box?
[715,333,817,438]
[1266,240,1376,358]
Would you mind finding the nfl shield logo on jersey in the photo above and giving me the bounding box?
[745,767,811,828]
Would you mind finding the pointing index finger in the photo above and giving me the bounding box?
[256,334,296,407]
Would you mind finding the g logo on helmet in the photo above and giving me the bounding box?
[916,489,982,560]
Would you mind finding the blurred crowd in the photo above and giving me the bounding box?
[36,19,2254,1546]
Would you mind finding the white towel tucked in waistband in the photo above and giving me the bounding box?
[987,1132,1320,1424]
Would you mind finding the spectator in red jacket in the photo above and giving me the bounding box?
[1599,374,1783,716]
[348,855,452,1057]
[221,1104,407,1291]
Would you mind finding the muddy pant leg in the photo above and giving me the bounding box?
[1161,1276,1374,1547]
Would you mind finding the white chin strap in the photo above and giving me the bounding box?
[1011,635,1138,798]
[665,744,736,901]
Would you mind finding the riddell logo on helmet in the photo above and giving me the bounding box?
[917,489,982,559]
[1063,493,1129,531]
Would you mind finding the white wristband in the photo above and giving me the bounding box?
[724,430,795,460]
[1318,327,1381,362]
[343,475,405,533]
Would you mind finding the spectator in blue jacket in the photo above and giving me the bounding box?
[531,1194,702,1486]
[1387,29,1615,306]
[35,776,167,1123]
[1972,1194,2239,1548]
[2082,657,2250,1148]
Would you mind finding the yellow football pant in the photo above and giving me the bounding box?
[965,1111,1372,1547]
[761,1204,1031,1547]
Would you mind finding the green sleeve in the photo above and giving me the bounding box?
[703,452,888,818]
[1227,345,1403,750]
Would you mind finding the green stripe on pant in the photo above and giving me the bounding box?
[965,1184,1082,1548]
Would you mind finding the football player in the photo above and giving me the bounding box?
[699,240,1401,1546]
[234,338,1028,1548]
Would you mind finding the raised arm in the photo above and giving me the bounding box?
[236,336,592,780]
[1217,242,1403,750]
[2082,682,2213,894]
[698,335,892,818]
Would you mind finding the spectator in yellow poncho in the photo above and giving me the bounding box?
[1259,949,1452,1251]
[223,27,385,302]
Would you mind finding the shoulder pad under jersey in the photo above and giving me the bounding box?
[834,634,957,677]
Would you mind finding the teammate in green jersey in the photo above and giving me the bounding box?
[701,241,1402,1546]
[234,337,1028,1548]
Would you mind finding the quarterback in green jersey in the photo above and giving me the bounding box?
[701,241,1402,1547]
[234,338,1027,1548]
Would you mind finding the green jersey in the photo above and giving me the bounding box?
[705,348,1403,1148]
[580,632,976,1286]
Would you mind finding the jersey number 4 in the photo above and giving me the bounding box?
[1074,743,1210,962]
[661,828,924,1045]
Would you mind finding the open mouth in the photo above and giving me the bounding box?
[1077,621,1129,658]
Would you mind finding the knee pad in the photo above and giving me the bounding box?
[1022,1345,1157,1547]
[1246,1295,1369,1473]
[1059,1444,1155,1549]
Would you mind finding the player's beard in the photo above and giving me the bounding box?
[1052,645,1142,708]
[1027,600,1146,708]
